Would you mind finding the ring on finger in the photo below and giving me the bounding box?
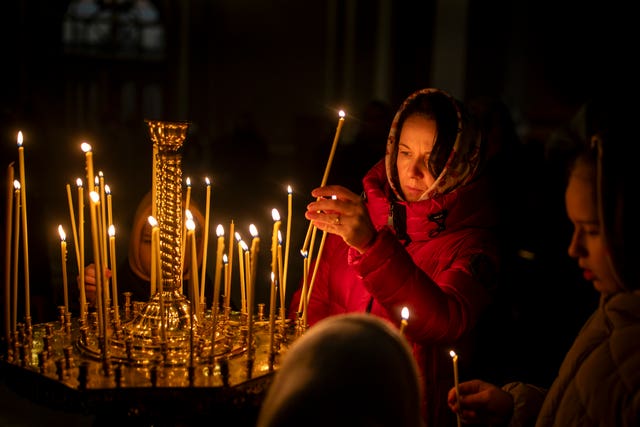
[335,214,341,225]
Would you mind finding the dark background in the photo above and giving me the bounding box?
[0,1,635,422]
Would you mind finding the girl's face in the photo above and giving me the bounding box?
[565,159,621,296]
[396,114,438,202]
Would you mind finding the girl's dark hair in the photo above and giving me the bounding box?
[396,91,459,179]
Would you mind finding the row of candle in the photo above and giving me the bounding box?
[4,132,32,344]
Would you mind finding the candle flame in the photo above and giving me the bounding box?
[13,180,20,190]
[147,216,158,228]
[81,142,92,153]
[287,185,292,194]
[186,177,191,187]
[339,110,346,118]
[58,225,66,241]
[205,177,211,186]
[278,230,283,244]
[250,224,258,237]
[98,171,104,178]
[223,253,228,263]
[17,131,23,146]
[105,184,111,194]
[89,191,100,203]
[76,178,83,187]
[300,249,308,258]
[186,218,196,231]
[108,224,115,237]
[449,350,457,359]
[216,224,224,237]
[271,271,275,282]
[240,240,249,251]
[185,209,193,221]
[272,208,280,222]
[94,176,99,186]
[401,306,409,320]
[235,231,242,242]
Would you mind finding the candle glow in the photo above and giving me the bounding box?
[58,225,69,313]
[400,306,409,335]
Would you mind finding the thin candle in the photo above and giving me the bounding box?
[186,217,200,317]
[270,210,281,318]
[58,225,69,313]
[81,142,95,193]
[77,178,86,317]
[249,224,260,294]
[301,111,346,254]
[223,254,229,308]
[225,220,235,313]
[148,216,159,296]
[181,177,192,276]
[17,131,31,321]
[400,306,409,335]
[105,184,113,227]
[4,163,14,341]
[301,251,309,328]
[237,235,247,313]
[213,223,225,320]
[89,191,106,337]
[268,271,276,359]
[282,185,292,322]
[108,225,120,324]
[66,183,81,272]
[98,173,108,301]
[450,350,462,427]
[11,181,20,332]
[200,177,211,301]
[278,230,285,327]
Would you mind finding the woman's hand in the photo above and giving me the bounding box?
[78,263,112,306]
[305,185,376,253]
[447,379,514,425]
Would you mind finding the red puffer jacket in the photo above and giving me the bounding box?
[290,159,500,426]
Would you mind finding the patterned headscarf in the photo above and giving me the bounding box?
[385,88,482,201]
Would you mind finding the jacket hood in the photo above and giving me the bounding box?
[385,88,482,201]
[256,313,425,427]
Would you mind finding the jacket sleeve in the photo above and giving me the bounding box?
[349,226,495,342]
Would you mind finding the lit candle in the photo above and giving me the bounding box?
[225,220,235,313]
[148,216,159,296]
[181,177,192,275]
[223,253,229,312]
[278,230,285,327]
[249,224,260,289]
[270,209,281,319]
[186,216,200,314]
[105,184,113,227]
[300,251,309,328]
[17,131,31,321]
[400,306,409,335]
[58,225,69,313]
[213,223,225,319]
[11,181,20,331]
[4,163,14,341]
[450,350,462,427]
[77,178,86,317]
[301,110,346,254]
[81,142,95,193]
[269,271,276,358]
[89,191,105,337]
[108,225,120,324]
[282,185,292,322]
[200,177,211,302]
[65,183,81,272]
[238,237,248,314]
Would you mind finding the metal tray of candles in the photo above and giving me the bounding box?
[0,295,299,425]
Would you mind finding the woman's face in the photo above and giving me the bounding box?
[565,159,621,296]
[396,114,438,202]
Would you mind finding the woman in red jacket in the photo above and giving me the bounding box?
[290,87,500,426]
